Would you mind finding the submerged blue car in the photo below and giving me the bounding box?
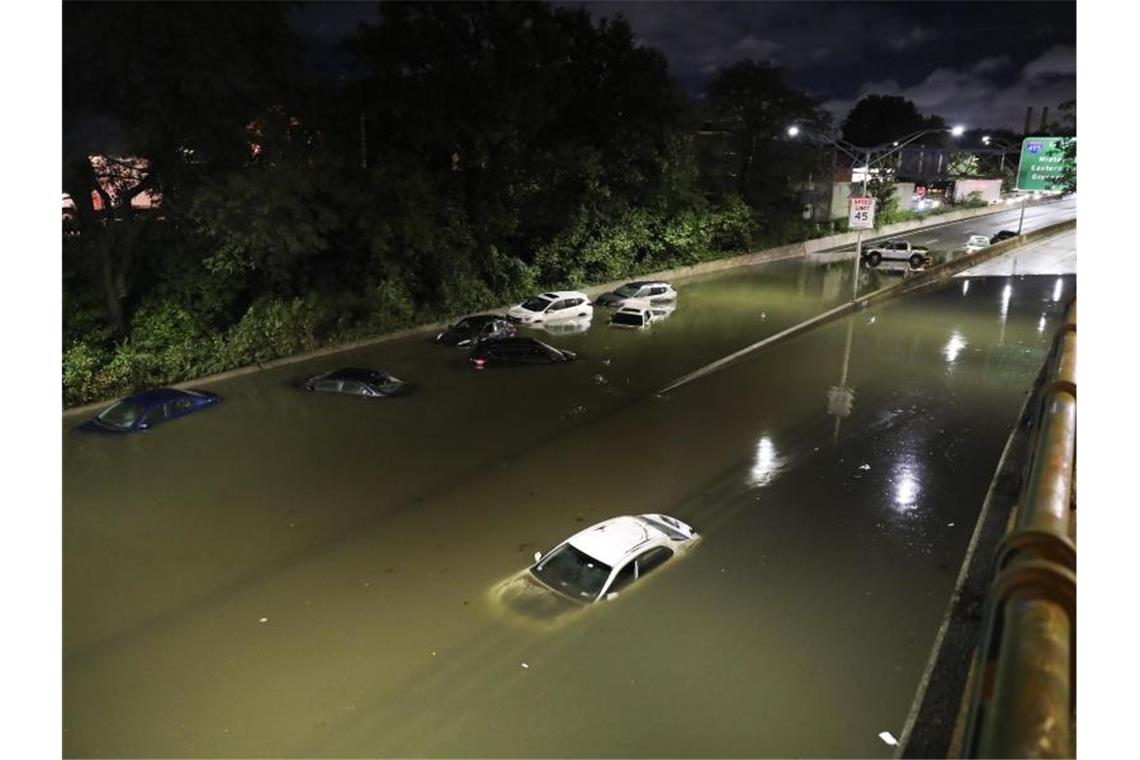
[78,388,222,433]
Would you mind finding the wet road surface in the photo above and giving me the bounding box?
[63,234,1075,756]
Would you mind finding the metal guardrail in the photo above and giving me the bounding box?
[961,299,1076,758]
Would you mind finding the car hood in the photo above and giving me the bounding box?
[491,570,587,627]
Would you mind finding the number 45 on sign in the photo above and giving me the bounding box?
[848,197,876,230]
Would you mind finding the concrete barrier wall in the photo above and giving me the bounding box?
[60,201,1061,419]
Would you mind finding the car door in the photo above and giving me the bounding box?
[647,286,668,302]
[635,546,674,577]
[603,561,637,599]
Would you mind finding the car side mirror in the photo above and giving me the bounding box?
[606,592,619,601]
[533,551,542,563]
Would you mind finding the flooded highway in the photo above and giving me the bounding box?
[63,246,1075,756]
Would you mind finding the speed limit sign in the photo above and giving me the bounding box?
[848,197,876,230]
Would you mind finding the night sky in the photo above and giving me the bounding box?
[289,1,1075,132]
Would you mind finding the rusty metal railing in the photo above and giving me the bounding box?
[960,299,1076,758]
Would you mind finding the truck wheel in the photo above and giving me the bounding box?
[866,252,881,266]
[909,254,925,269]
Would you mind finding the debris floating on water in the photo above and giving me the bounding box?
[859,463,871,470]
[258,617,269,624]
[521,662,529,669]
[878,730,898,746]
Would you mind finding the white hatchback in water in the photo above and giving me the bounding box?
[595,280,678,308]
[506,291,593,325]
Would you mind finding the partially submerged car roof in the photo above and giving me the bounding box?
[566,515,664,567]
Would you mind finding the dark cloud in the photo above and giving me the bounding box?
[291,1,1075,131]
[575,1,1075,130]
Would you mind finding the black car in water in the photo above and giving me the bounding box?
[301,368,413,397]
[468,337,577,368]
[435,315,517,347]
[990,229,1019,244]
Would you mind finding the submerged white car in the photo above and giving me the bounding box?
[507,291,593,325]
[492,514,699,625]
[964,234,991,253]
[531,514,698,601]
[608,302,655,329]
[595,280,678,308]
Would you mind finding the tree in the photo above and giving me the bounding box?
[947,153,982,177]
[351,0,690,267]
[841,95,945,148]
[866,173,898,224]
[704,60,830,209]
[1053,138,1076,194]
[62,2,303,333]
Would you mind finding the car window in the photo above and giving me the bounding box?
[314,379,341,392]
[649,287,667,296]
[614,284,640,298]
[607,562,637,595]
[636,546,674,577]
[532,544,612,601]
[612,312,644,326]
[96,400,145,429]
[169,398,193,416]
[522,297,552,312]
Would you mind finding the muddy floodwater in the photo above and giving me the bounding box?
[63,253,1075,757]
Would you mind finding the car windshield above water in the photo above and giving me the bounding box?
[531,543,612,601]
[521,296,553,312]
[96,400,146,429]
[612,311,646,326]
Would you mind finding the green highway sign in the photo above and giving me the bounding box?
[1016,136,1074,192]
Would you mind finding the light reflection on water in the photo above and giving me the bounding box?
[942,331,967,363]
[1000,282,1013,319]
[749,435,781,486]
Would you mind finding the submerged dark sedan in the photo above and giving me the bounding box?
[435,315,516,347]
[467,337,577,368]
[78,388,221,433]
[302,367,413,398]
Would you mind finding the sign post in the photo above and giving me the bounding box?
[848,197,876,301]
